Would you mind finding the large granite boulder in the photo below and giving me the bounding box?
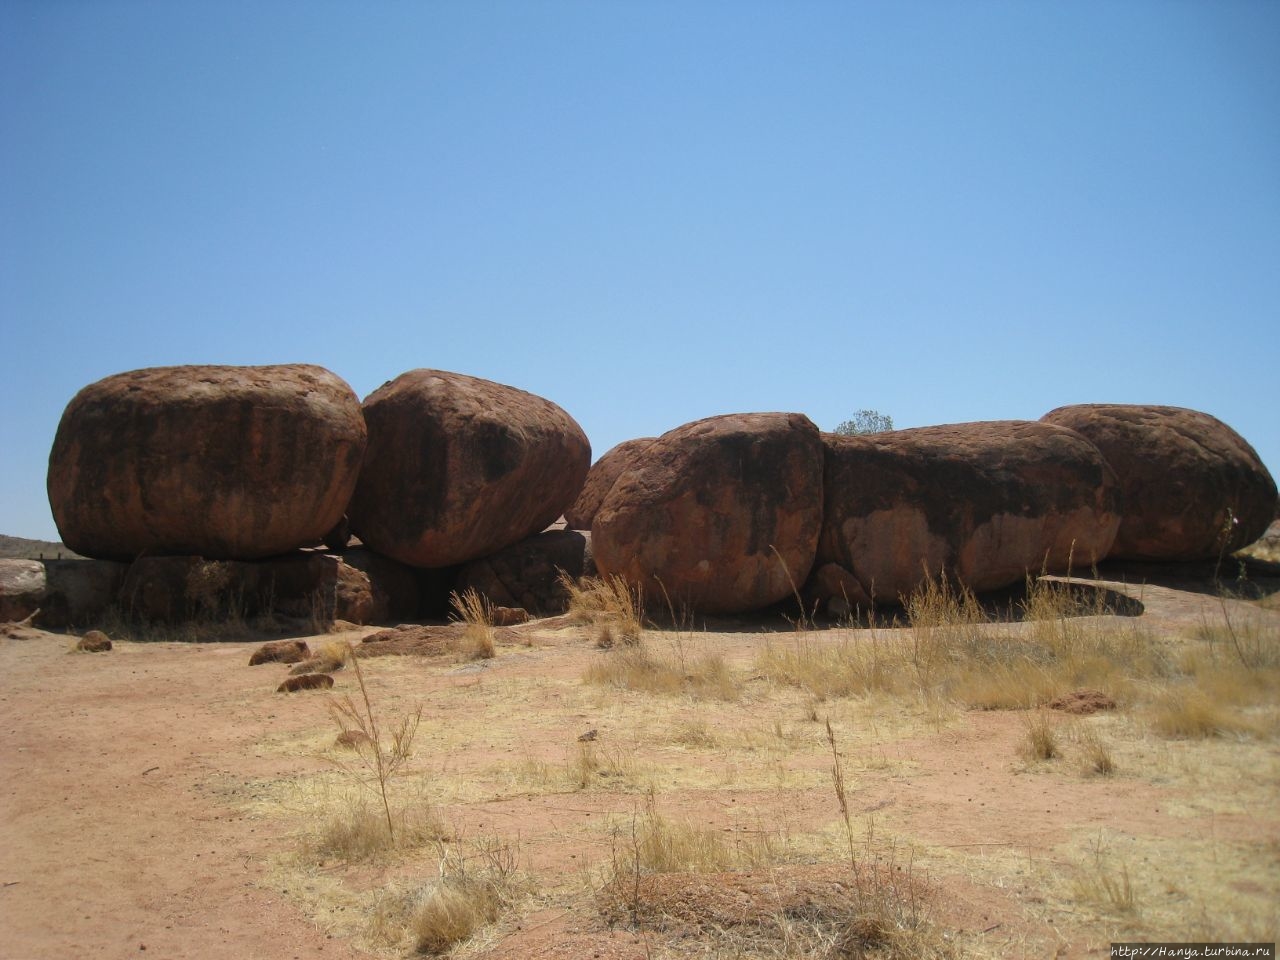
[47,365,367,561]
[593,413,824,615]
[0,560,45,622]
[1041,404,1277,560]
[348,370,591,568]
[456,529,595,615]
[814,421,1121,605]
[564,438,656,531]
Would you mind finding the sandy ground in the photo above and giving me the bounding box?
[2,569,1278,960]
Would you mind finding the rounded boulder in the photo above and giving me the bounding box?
[348,370,591,568]
[47,365,367,561]
[592,413,824,615]
[564,437,656,531]
[1041,404,1277,560]
[815,421,1121,604]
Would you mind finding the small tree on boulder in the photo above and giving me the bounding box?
[833,409,894,436]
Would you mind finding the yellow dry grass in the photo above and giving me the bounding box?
[226,569,1280,959]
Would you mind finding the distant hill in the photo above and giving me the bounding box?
[0,535,83,560]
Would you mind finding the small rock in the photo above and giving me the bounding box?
[75,630,112,653]
[1048,689,1117,715]
[577,729,599,742]
[249,639,310,666]
[277,673,334,693]
[491,605,530,626]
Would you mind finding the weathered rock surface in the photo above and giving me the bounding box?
[74,630,112,653]
[47,364,367,561]
[359,624,461,658]
[341,547,421,622]
[564,438,656,530]
[0,559,45,622]
[1041,404,1278,561]
[593,413,824,615]
[277,673,334,693]
[814,421,1121,604]
[348,370,591,568]
[249,640,311,666]
[455,530,595,615]
[1048,689,1117,715]
[39,559,128,628]
[802,562,873,619]
[117,552,399,625]
[491,605,530,626]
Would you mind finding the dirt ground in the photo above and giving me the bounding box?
[2,567,1278,960]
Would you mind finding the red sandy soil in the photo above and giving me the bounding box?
[2,571,1277,960]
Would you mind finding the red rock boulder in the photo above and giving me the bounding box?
[249,640,311,665]
[1041,404,1277,560]
[564,438,656,530]
[814,421,1121,604]
[277,673,334,693]
[456,529,595,615]
[592,413,824,615]
[348,370,591,568]
[47,365,367,561]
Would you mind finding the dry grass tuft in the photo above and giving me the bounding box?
[450,587,496,660]
[1146,686,1263,740]
[1021,710,1060,761]
[326,646,424,847]
[568,738,643,790]
[597,734,954,958]
[754,572,1276,750]
[304,794,445,863]
[1074,724,1116,775]
[413,838,524,955]
[584,641,742,701]
[1070,834,1139,916]
[561,574,644,647]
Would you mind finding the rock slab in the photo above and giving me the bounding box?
[1041,404,1278,561]
[0,560,46,622]
[118,553,399,625]
[593,413,824,615]
[348,370,591,568]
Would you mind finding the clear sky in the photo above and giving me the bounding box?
[2,1,1277,542]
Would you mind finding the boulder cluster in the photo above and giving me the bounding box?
[28,365,590,626]
[578,405,1275,616]
[5,363,1275,628]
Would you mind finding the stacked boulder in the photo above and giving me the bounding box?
[48,364,367,561]
[34,364,591,628]
[29,361,1276,628]
[348,370,590,568]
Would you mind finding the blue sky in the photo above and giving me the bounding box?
[2,0,1277,541]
